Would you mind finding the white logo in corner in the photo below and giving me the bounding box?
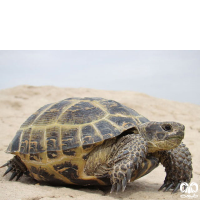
[180,182,198,199]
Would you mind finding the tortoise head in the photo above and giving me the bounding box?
[138,121,185,153]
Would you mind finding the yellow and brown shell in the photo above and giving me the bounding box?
[6,97,149,185]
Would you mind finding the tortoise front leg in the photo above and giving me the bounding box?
[108,134,148,193]
[158,143,193,193]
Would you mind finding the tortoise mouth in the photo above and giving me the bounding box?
[147,136,183,153]
[166,135,183,140]
[165,131,184,140]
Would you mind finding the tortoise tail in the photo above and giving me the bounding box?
[0,156,27,181]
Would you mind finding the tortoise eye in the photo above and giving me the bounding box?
[162,124,172,132]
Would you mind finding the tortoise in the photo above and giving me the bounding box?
[1,97,192,193]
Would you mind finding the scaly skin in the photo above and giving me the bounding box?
[157,143,193,193]
[108,134,148,192]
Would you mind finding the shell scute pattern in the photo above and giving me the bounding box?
[123,106,140,117]
[5,97,152,186]
[108,116,137,129]
[30,165,66,185]
[95,120,121,140]
[20,128,31,154]
[34,100,73,126]
[81,125,102,145]
[30,128,45,154]
[7,98,148,160]
[8,130,23,153]
[138,117,149,123]
[46,126,61,159]
[52,161,103,185]
[57,101,106,125]
[20,103,52,128]
[53,161,79,180]
[99,99,132,115]
[61,127,80,151]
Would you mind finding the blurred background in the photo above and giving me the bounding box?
[0,50,200,105]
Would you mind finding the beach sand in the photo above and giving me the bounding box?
[0,85,199,200]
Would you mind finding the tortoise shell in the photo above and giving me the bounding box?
[6,97,149,185]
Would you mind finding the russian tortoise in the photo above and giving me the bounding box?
[1,97,192,193]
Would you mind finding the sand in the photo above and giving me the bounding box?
[0,85,199,200]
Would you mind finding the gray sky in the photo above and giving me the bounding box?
[0,51,200,105]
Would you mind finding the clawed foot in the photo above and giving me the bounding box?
[110,168,133,193]
[159,181,183,193]
[158,143,192,194]
[0,156,26,181]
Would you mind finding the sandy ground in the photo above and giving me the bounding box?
[0,85,199,200]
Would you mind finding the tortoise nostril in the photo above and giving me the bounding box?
[162,124,172,132]
[157,133,165,139]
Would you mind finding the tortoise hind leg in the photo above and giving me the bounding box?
[1,156,27,181]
